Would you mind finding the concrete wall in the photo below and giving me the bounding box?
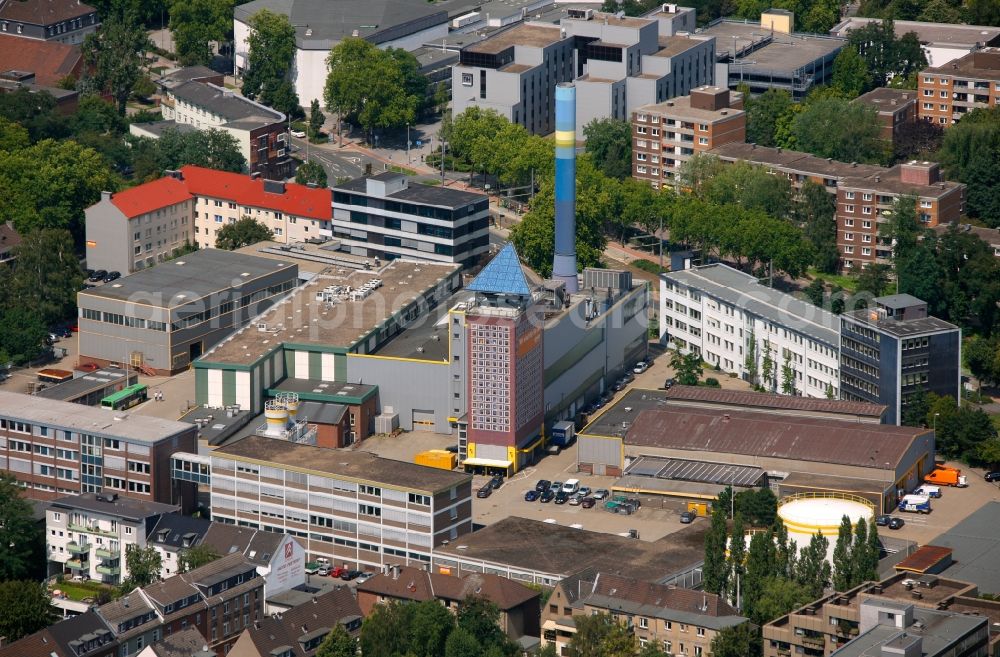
[346,356,452,433]
[84,196,131,274]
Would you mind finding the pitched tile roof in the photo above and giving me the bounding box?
[109,176,193,219]
[663,385,887,419]
[201,522,283,566]
[0,610,117,657]
[357,566,540,610]
[236,587,362,657]
[145,628,213,657]
[179,165,331,220]
[147,513,212,552]
[584,573,746,629]
[0,33,81,86]
[0,0,95,24]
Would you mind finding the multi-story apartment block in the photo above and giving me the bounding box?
[632,86,744,186]
[542,571,747,656]
[85,179,195,274]
[707,143,884,195]
[661,263,841,398]
[0,0,99,44]
[78,249,299,375]
[84,166,332,264]
[933,222,1000,258]
[451,11,715,138]
[840,294,961,425]
[47,492,178,585]
[96,552,265,657]
[836,161,964,270]
[855,88,917,143]
[0,610,119,657]
[170,434,473,570]
[0,390,197,505]
[157,73,291,178]
[331,172,490,267]
[764,572,998,657]
[917,48,1000,126]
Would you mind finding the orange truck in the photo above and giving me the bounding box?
[924,466,968,487]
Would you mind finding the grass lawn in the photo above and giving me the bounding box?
[53,580,112,602]
[806,267,858,293]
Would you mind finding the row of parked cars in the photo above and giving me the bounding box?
[476,474,506,498]
[524,479,614,508]
[311,558,374,582]
[85,269,121,285]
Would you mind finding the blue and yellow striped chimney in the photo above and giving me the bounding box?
[553,83,578,292]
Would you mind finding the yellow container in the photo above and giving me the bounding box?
[687,502,708,517]
[415,450,457,470]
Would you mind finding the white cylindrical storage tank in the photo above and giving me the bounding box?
[778,494,874,563]
[264,401,289,436]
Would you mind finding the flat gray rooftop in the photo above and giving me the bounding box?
[829,606,985,657]
[34,368,136,401]
[79,249,296,308]
[180,405,255,446]
[624,455,765,487]
[830,17,1000,48]
[0,390,194,443]
[699,19,843,71]
[49,492,179,520]
[581,388,670,439]
[372,288,474,360]
[929,501,1000,594]
[335,176,487,210]
[170,81,283,124]
[843,309,959,338]
[665,264,839,346]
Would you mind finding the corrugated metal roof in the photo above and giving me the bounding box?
[625,408,928,469]
[664,385,887,418]
[894,545,953,574]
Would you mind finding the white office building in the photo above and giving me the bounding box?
[661,263,840,398]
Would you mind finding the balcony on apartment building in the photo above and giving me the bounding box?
[66,541,90,555]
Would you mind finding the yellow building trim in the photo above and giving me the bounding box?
[347,352,447,365]
[519,434,545,453]
[609,486,718,501]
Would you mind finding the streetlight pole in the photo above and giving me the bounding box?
[406,123,411,164]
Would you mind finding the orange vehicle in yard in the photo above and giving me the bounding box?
[924,465,967,487]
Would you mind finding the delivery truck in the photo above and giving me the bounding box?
[550,421,575,448]
[899,494,931,514]
[924,466,967,487]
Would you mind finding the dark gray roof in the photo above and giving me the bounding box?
[130,119,199,138]
[201,523,283,565]
[930,501,1000,595]
[146,628,212,657]
[44,611,116,655]
[234,0,448,50]
[334,175,487,210]
[148,514,212,551]
[298,401,348,425]
[35,367,136,401]
[830,605,985,657]
[877,293,925,309]
[159,66,219,87]
[168,81,283,125]
[842,309,960,338]
[664,264,839,346]
[49,493,178,522]
[180,405,255,447]
[78,249,296,308]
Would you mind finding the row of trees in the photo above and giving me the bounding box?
[831,516,880,592]
[937,107,1000,228]
[858,0,999,27]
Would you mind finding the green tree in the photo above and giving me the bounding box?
[457,596,511,654]
[729,513,747,603]
[0,306,49,365]
[743,531,777,625]
[754,576,813,625]
[0,116,29,151]
[711,622,762,657]
[831,47,872,97]
[361,601,414,657]
[0,474,45,580]
[241,9,297,112]
[638,642,670,657]
[854,263,892,300]
[901,387,930,428]
[315,624,357,657]
[917,0,962,23]
[170,0,232,66]
[745,327,759,387]
[324,38,422,140]
[760,339,775,392]
[0,581,58,642]
[308,99,325,141]
[0,88,69,143]
[568,612,638,657]
[847,20,927,88]
[294,160,328,187]
[121,544,162,591]
[9,228,84,327]
[796,532,832,597]
[797,180,839,273]
[832,515,855,591]
[977,437,1000,468]
[854,517,879,584]
[698,160,793,218]
[804,278,826,307]
[408,599,455,657]
[936,108,1000,226]
[215,216,274,250]
[704,501,730,596]
[136,126,247,176]
[583,117,633,180]
[744,88,794,147]
[781,351,796,395]
[0,139,118,238]
[734,488,778,527]
[81,7,151,115]
[670,350,702,386]
[774,517,797,579]
[964,0,1000,25]
[936,404,998,463]
[444,628,482,657]
[178,544,221,573]
[791,97,886,164]
[965,336,1000,389]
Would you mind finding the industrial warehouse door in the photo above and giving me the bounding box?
[412,409,435,430]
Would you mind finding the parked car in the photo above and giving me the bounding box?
[329,567,347,578]
[524,490,540,502]
[914,485,941,498]
[680,511,696,524]
[580,497,596,509]
[317,565,331,576]
[561,479,580,494]
[489,475,505,489]
[578,486,592,498]
[875,514,891,527]
[103,271,121,283]
[633,361,649,374]
[568,493,584,506]
[540,489,555,503]
[554,491,569,504]
[290,129,306,138]
[593,489,610,501]
[985,472,1000,482]
[48,332,60,344]
[612,379,627,392]
[888,517,905,530]
[535,480,552,493]
[340,570,363,580]
[356,572,374,583]
[476,486,492,498]
[89,269,107,282]
[551,482,564,494]
[663,378,676,389]
[622,372,635,384]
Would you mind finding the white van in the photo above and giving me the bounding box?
[561,479,580,494]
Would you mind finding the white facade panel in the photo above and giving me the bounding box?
[321,352,336,380]
[207,368,223,407]
[294,351,309,379]
[236,371,251,410]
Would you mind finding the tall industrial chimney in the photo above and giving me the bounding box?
[552,83,578,292]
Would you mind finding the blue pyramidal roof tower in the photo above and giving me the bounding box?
[467,243,531,297]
